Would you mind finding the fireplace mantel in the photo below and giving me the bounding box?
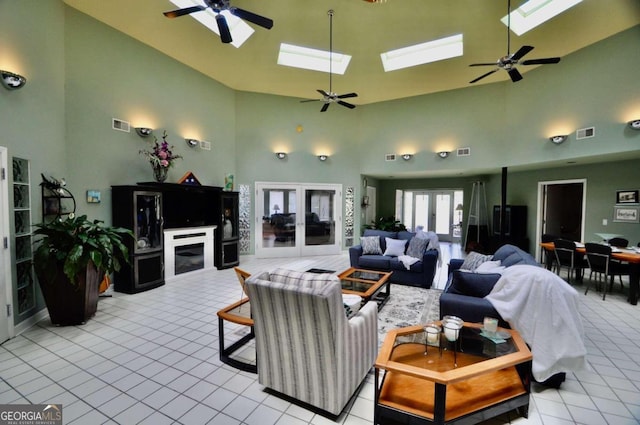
[164,226,217,281]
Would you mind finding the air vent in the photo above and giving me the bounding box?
[457,147,471,156]
[576,127,595,140]
[385,154,396,161]
[112,118,130,133]
[200,140,211,150]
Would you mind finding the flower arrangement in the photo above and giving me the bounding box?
[139,130,182,169]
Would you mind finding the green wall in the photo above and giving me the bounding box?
[1,1,639,327]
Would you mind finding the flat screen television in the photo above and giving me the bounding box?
[161,187,216,229]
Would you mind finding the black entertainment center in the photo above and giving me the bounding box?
[111,183,239,293]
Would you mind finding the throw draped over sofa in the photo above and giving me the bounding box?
[245,269,378,416]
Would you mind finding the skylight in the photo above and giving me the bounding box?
[501,0,583,36]
[380,34,463,72]
[277,43,352,74]
[169,0,254,48]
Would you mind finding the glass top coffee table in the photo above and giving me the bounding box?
[374,322,532,425]
[337,267,392,310]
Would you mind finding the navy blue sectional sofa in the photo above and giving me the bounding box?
[348,229,439,288]
[439,244,540,328]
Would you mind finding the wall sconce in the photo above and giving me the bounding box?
[401,154,413,161]
[549,135,568,144]
[185,138,200,148]
[437,151,450,158]
[135,127,153,137]
[318,154,329,161]
[628,119,640,130]
[1,70,27,90]
[275,152,287,160]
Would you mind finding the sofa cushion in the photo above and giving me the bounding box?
[361,236,382,255]
[384,238,407,257]
[449,270,501,297]
[406,237,429,259]
[269,268,338,288]
[396,231,415,241]
[358,255,391,269]
[363,229,397,252]
[460,252,493,271]
[493,244,539,267]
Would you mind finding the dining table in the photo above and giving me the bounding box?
[540,242,640,305]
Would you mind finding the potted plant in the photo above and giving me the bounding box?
[33,214,133,325]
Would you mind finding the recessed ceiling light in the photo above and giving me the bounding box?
[501,0,583,36]
[380,34,463,72]
[277,43,351,74]
[169,0,254,48]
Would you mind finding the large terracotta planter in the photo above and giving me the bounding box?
[36,261,101,326]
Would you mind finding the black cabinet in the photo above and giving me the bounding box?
[111,186,164,293]
[492,205,529,251]
[217,191,239,269]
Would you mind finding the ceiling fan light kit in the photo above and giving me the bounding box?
[469,0,561,84]
[163,0,273,45]
[300,10,358,112]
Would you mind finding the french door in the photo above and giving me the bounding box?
[255,182,342,258]
[400,190,463,242]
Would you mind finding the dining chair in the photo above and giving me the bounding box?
[584,243,630,300]
[608,237,629,248]
[541,233,559,273]
[553,239,589,283]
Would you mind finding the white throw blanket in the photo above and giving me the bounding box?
[485,265,589,382]
[398,255,419,270]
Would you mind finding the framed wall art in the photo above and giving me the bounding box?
[616,189,638,204]
[613,206,639,223]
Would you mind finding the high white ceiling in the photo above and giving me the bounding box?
[64,0,640,105]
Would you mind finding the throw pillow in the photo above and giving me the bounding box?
[449,270,502,298]
[406,237,429,259]
[474,260,505,274]
[361,236,382,255]
[383,237,407,257]
[460,251,493,271]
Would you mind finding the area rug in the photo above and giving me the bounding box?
[377,284,442,343]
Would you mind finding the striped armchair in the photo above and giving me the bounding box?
[245,269,378,417]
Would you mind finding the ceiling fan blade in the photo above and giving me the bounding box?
[231,7,274,30]
[469,63,499,67]
[300,99,321,103]
[521,57,561,65]
[320,103,330,112]
[337,101,356,109]
[510,45,534,61]
[216,14,232,43]
[337,93,357,99]
[469,69,498,84]
[317,89,330,97]
[164,6,206,18]
[508,68,523,82]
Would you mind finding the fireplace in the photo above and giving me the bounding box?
[164,226,216,281]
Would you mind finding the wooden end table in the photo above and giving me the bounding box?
[374,322,532,424]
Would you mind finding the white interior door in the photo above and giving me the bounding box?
[0,147,13,343]
[255,182,342,258]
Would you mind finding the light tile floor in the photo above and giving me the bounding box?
[1,243,640,425]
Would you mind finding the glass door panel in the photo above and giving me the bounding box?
[256,183,341,258]
[434,193,451,238]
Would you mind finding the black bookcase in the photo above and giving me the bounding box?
[111,186,165,293]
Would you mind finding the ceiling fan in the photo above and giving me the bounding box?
[469,0,561,84]
[163,0,273,44]
[301,10,357,112]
